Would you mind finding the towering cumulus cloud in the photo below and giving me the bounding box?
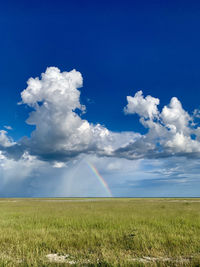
[17,67,137,162]
[19,67,109,161]
[1,67,200,164]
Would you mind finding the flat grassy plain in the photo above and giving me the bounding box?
[0,198,199,266]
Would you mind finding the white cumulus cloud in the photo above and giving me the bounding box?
[124,90,160,119]
[15,67,138,162]
[1,68,200,165]
[0,130,15,148]
[0,68,200,196]
[118,90,200,159]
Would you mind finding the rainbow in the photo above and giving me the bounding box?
[86,162,112,197]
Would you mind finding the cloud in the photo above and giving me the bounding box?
[4,125,12,130]
[13,67,137,162]
[0,151,68,197]
[0,150,199,197]
[118,90,200,159]
[1,67,200,197]
[124,90,160,119]
[0,153,119,197]
[1,67,200,165]
[0,130,15,148]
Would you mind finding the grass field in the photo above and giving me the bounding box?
[0,198,199,266]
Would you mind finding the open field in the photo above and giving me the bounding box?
[0,198,199,266]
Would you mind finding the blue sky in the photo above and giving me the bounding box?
[0,0,200,197]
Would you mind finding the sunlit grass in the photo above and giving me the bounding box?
[0,198,199,266]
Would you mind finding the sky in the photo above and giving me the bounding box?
[1,0,200,197]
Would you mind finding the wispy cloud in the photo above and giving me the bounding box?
[4,125,12,130]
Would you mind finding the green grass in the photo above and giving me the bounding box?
[0,198,199,266]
